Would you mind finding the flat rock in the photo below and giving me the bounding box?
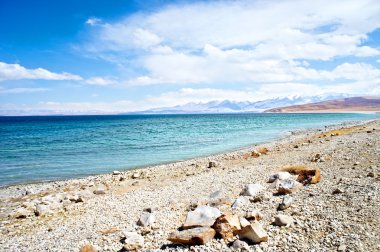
[273,214,294,226]
[11,207,31,219]
[240,183,265,197]
[93,188,106,195]
[168,227,216,245]
[238,222,268,244]
[212,214,241,240]
[137,211,155,227]
[183,206,221,229]
[123,231,144,251]
[112,170,121,175]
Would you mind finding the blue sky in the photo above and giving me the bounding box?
[0,0,380,115]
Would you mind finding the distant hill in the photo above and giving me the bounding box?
[134,94,352,114]
[264,96,380,113]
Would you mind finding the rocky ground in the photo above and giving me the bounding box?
[0,118,379,252]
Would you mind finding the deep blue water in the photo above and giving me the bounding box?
[0,113,378,186]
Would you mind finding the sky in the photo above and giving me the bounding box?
[0,0,380,115]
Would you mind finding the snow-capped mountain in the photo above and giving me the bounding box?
[138,93,352,114]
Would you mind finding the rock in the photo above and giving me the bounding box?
[232,240,250,250]
[232,196,249,209]
[332,188,344,194]
[208,161,218,168]
[183,206,221,229]
[251,192,272,203]
[212,214,241,240]
[112,170,121,175]
[367,172,375,177]
[238,222,268,244]
[208,190,230,207]
[35,204,50,217]
[239,217,251,228]
[296,168,321,185]
[278,195,293,210]
[240,183,265,197]
[338,244,347,251]
[257,147,269,155]
[69,195,84,203]
[123,231,144,251]
[268,172,292,183]
[275,179,303,194]
[251,150,261,158]
[132,172,141,179]
[273,214,294,226]
[245,209,263,221]
[137,211,155,227]
[311,154,324,162]
[168,227,216,245]
[93,188,106,195]
[79,244,97,252]
[11,208,31,219]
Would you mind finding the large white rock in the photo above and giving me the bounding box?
[232,196,249,209]
[183,206,221,229]
[240,183,265,197]
[276,179,303,194]
[268,172,292,183]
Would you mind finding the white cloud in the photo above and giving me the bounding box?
[0,61,82,82]
[86,77,116,86]
[86,17,102,26]
[0,87,49,94]
[82,0,380,87]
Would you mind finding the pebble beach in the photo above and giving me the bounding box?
[0,118,379,252]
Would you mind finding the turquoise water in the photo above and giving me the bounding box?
[0,113,378,186]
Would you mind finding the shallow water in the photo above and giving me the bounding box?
[0,113,378,186]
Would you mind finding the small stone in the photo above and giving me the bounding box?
[183,206,221,229]
[251,150,261,158]
[240,183,265,197]
[123,231,144,251]
[232,240,250,250]
[93,188,106,195]
[251,192,272,203]
[238,222,268,244]
[332,188,344,194]
[232,196,249,209]
[268,172,292,183]
[132,172,141,179]
[273,214,294,226]
[367,172,375,177]
[212,214,241,240]
[338,244,347,251]
[354,162,360,166]
[168,227,216,245]
[137,211,155,227]
[79,244,97,252]
[245,209,263,221]
[119,177,125,181]
[112,170,121,175]
[208,161,218,168]
[35,204,50,217]
[278,195,293,210]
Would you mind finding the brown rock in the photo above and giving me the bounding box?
[245,209,262,221]
[212,214,241,240]
[79,244,97,252]
[168,227,216,245]
[251,150,261,158]
[238,222,268,244]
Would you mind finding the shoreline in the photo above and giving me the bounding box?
[0,117,379,251]
[0,117,377,191]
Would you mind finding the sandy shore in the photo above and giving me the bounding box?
[0,118,379,251]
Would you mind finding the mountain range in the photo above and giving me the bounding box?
[136,93,353,114]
